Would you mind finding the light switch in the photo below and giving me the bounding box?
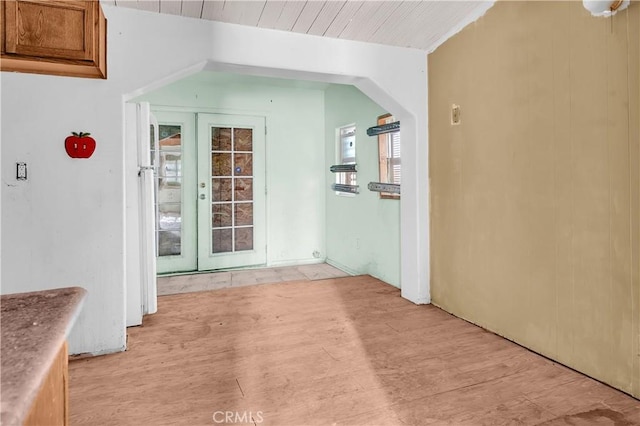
[451,104,461,125]
[16,163,27,181]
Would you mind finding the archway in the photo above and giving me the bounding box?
[124,60,430,327]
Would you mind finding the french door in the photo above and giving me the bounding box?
[153,111,197,274]
[196,114,266,270]
[153,111,266,274]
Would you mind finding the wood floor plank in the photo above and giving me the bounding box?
[69,275,640,425]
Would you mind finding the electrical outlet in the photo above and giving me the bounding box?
[451,104,461,125]
[16,163,27,180]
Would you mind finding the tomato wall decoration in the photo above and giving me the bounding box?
[65,132,96,159]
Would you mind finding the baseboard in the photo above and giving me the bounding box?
[325,258,359,276]
[266,258,326,268]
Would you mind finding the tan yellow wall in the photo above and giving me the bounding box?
[428,1,639,397]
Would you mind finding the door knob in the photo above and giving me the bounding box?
[199,194,206,200]
[200,182,206,188]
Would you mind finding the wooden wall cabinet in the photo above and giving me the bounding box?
[0,0,106,79]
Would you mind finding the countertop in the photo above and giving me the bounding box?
[1,287,87,426]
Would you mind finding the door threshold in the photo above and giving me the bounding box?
[157,263,350,296]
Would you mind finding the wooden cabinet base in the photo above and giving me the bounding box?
[1,54,106,79]
[24,342,69,426]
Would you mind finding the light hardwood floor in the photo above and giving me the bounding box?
[69,276,640,425]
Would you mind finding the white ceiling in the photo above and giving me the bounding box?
[105,0,494,52]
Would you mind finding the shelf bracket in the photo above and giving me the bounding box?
[332,184,359,194]
[330,164,357,173]
[366,121,400,136]
[367,182,400,194]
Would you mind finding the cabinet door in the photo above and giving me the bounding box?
[3,0,96,62]
[24,341,69,426]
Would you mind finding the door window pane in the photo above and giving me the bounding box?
[157,180,181,204]
[158,203,182,231]
[235,227,253,251]
[159,125,181,143]
[234,128,252,151]
[212,203,232,228]
[235,203,253,226]
[159,153,181,189]
[234,178,253,201]
[212,153,232,176]
[212,229,233,253]
[158,230,181,256]
[234,153,253,176]
[212,178,232,202]
[212,127,231,151]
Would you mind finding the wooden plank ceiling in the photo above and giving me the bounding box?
[105,0,493,51]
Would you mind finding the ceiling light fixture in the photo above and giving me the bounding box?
[582,0,630,17]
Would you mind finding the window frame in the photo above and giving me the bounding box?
[377,114,401,200]
[335,123,357,196]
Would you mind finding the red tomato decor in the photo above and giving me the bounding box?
[65,132,96,159]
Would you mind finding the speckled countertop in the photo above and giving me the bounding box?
[1,287,86,426]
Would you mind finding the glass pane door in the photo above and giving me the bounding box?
[197,114,266,270]
[153,111,197,274]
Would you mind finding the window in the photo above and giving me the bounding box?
[377,114,400,199]
[336,124,357,191]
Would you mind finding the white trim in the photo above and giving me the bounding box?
[124,61,209,102]
[325,258,359,277]
[136,102,158,315]
[267,258,325,268]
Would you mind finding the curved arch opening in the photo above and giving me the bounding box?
[125,58,429,327]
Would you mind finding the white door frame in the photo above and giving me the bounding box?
[137,102,158,316]
[125,102,158,327]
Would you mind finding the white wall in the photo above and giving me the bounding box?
[1,5,428,355]
[135,72,327,267]
[1,78,127,354]
[325,85,401,287]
